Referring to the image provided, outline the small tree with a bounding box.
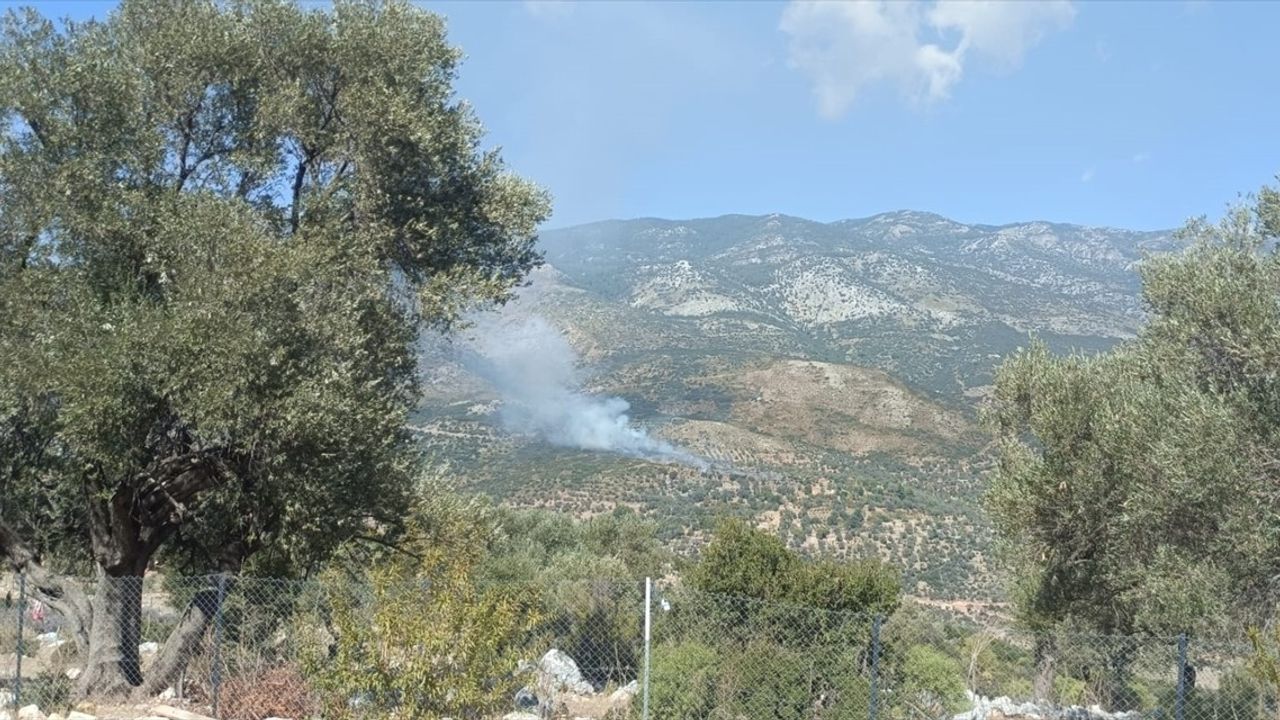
[0,0,547,698]
[307,495,541,720]
[690,518,900,616]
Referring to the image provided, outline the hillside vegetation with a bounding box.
[416,212,1175,599]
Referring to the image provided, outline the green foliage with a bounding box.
[962,632,1035,700]
[303,496,540,719]
[720,641,823,720]
[690,518,795,600]
[638,520,893,720]
[1248,623,1280,717]
[788,558,904,617]
[474,506,671,687]
[0,0,548,581]
[691,519,900,616]
[642,641,721,720]
[897,645,968,719]
[22,674,73,711]
[642,640,870,720]
[481,506,671,585]
[987,179,1280,636]
[1176,668,1264,720]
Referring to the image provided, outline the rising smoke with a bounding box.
[461,314,708,468]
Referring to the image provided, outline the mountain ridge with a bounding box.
[418,210,1178,599]
[545,209,1174,238]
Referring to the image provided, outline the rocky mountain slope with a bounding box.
[415,212,1174,599]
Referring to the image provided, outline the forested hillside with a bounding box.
[415,212,1176,599]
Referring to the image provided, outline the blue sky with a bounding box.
[10,1,1280,231]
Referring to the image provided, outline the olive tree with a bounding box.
[0,0,548,698]
[987,180,1280,698]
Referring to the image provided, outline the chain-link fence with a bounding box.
[1,574,1275,720]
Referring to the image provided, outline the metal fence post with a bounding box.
[642,577,652,720]
[211,573,228,718]
[14,573,24,710]
[1174,633,1189,720]
[869,613,882,720]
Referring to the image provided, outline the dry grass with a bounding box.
[219,665,314,720]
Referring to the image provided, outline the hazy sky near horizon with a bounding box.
[9,0,1280,231]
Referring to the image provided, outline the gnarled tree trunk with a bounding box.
[76,575,145,697]
[138,578,227,699]
[73,573,230,701]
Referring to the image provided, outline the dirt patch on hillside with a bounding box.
[704,359,978,457]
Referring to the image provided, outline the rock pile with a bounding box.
[952,691,1142,720]
[503,649,637,720]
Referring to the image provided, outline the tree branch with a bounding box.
[289,144,315,235]
[0,522,92,652]
[135,450,229,526]
[353,534,422,561]
[25,117,48,148]
[174,95,204,193]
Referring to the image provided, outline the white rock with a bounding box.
[35,632,59,647]
[66,713,96,720]
[0,692,12,708]
[502,714,540,720]
[609,680,638,702]
[951,692,1143,720]
[46,715,62,720]
[158,687,176,701]
[17,706,44,720]
[64,668,81,680]
[1,710,13,720]
[538,649,594,695]
[138,641,159,655]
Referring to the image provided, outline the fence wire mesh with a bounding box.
[0,574,1275,720]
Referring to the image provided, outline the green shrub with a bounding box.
[1053,674,1089,706]
[690,519,900,625]
[690,519,794,600]
[896,645,968,719]
[643,641,721,720]
[964,633,1035,700]
[23,674,72,711]
[1178,668,1262,720]
[303,496,541,720]
[787,559,900,617]
[306,573,538,719]
[718,641,818,720]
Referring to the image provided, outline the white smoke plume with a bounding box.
[462,314,708,468]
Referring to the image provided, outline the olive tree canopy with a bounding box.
[987,181,1280,638]
[0,0,548,697]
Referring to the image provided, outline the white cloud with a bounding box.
[928,1,1075,69]
[1081,167,1095,183]
[1132,152,1150,163]
[780,0,1074,118]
